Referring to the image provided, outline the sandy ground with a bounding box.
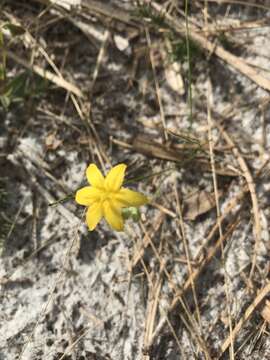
[1,1,270,359]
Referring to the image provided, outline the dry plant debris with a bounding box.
[0,1,270,360]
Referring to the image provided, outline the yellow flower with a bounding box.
[75,163,148,231]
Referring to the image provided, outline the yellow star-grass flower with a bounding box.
[75,163,148,231]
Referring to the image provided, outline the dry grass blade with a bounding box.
[57,326,92,360]
[145,28,168,141]
[126,223,184,357]
[173,178,203,333]
[132,213,164,269]
[219,282,270,357]
[149,213,241,350]
[89,29,110,97]
[207,79,234,359]
[2,0,269,358]
[197,0,270,11]
[133,136,238,177]
[139,222,213,358]
[81,0,136,25]
[147,1,270,92]
[142,273,163,357]
[6,50,84,98]
[10,153,80,226]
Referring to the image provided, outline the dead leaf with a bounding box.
[132,136,238,177]
[183,189,223,220]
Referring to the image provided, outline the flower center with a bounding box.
[100,190,114,203]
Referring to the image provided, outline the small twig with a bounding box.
[7,50,84,98]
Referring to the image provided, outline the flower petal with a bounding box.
[86,164,105,188]
[103,200,124,231]
[104,164,126,191]
[114,188,148,207]
[86,202,103,231]
[75,186,102,206]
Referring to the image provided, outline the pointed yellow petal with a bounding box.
[103,200,124,231]
[75,186,102,206]
[86,202,103,231]
[104,164,126,191]
[114,188,148,207]
[86,164,105,188]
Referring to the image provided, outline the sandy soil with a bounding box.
[0,1,270,359]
